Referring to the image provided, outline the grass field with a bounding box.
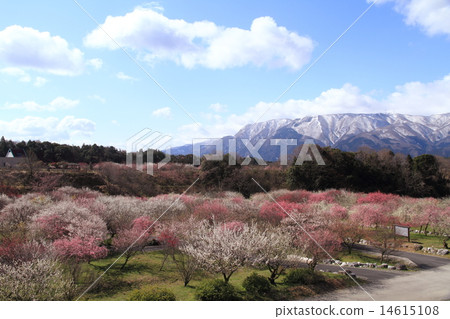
[78,251,356,301]
[409,232,447,248]
[338,250,396,266]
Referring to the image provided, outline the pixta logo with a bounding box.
[193,138,325,166]
[126,128,171,175]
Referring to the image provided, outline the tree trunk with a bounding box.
[159,253,169,271]
[120,255,130,270]
[308,259,318,272]
[346,244,353,254]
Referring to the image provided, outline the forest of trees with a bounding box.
[0,136,126,164]
[1,137,448,198]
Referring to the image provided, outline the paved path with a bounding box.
[354,244,450,269]
[315,263,404,281]
[307,264,450,301]
[307,246,450,301]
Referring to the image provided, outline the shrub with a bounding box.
[195,279,240,301]
[128,287,176,301]
[284,268,325,285]
[242,273,271,297]
[0,194,13,210]
[0,258,75,300]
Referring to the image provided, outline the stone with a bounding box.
[436,249,449,255]
[396,264,407,270]
[381,263,388,268]
[388,266,396,270]
[413,244,423,251]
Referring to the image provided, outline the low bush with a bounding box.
[242,272,272,297]
[283,268,325,285]
[195,279,240,301]
[128,287,176,301]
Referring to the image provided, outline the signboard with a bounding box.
[394,225,410,242]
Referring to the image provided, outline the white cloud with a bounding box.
[0,25,85,75]
[386,74,450,113]
[0,116,95,143]
[116,71,137,81]
[209,103,228,112]
[89,95,106,104]
[84,7,314,70]
[0,67,31,82]
[371,0,450,36]
[87,58,103,70]
[174,74,450,144]
[2,97,79,112]
[33,76,47,87]
[152,107,171,118]
[1,67,48,86]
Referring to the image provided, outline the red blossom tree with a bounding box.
[357,191,401,211]
[259,201,305,225]
[193,200,230,222]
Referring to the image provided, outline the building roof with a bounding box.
[5,148,26,158]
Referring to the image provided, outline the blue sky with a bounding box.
[0,0,449,148]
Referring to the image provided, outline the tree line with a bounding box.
[0,137,126,164]
[1,137,448,198]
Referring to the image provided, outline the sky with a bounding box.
[0,0,449,148]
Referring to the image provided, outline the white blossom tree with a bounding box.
[0,258,75,300]
[180,221,267,282]
[258,229,292,285]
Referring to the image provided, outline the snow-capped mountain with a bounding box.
[170,113,450,160]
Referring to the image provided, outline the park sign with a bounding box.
[394,225,410,242]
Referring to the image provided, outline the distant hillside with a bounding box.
[170,113,450,160]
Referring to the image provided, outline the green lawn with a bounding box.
[409,231,447,248]
[338,250,396,266]
[78,251,355,301]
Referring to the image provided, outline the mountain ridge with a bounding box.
[170,113,450,160]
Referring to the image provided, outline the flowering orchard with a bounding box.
[0,186,448,300]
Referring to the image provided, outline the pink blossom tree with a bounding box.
[332,219,366,254]
[113,216,154,269]
[351,203,398,228]
[157,219,199,286]
[294,229,341,271]
[53,236,108,263]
